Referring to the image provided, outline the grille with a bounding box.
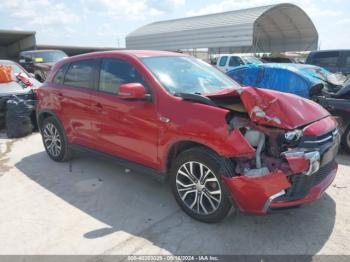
[299,129,338,148]
[274,160,335,202]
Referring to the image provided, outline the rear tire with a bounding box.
[342,125,350,153]
[170,147,234,223]
[41,116,71,162]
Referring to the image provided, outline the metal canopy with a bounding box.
[126,3,318,53]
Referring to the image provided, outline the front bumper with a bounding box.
[223,122,340,215]
[223,160,338,214]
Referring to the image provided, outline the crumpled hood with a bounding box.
[206,86,330,130]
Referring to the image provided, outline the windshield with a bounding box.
[241,56,263,65]
[0,61,29,79]
[141,56,240,95]
[33,51,67,63]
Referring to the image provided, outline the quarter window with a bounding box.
[99,59,146,94]
[53,64,68,84]
[64,60,95,89]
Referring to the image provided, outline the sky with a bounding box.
[1,0,350,50]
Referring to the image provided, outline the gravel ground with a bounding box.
[0,132,349,256]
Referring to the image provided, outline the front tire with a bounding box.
[170,147,233,223]
[41,116,71,162]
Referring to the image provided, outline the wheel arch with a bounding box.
[165,140,220,172]
[37,110,63,131]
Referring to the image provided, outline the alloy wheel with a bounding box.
[43,123,62,157]
[175,161,222,215]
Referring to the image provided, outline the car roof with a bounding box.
[0,59,16,64]
[218,54,255,57]
[309,49,350,54]
[55,50,188,65]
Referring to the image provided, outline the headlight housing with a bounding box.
[284,130,303,143]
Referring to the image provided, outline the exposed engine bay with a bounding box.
[209,90,339,181]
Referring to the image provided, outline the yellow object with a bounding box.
[34,57,44,62]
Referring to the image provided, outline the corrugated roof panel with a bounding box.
[126,3,318,52]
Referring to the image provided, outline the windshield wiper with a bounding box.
[174,92,216,106]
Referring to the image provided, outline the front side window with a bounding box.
[141,56,240,95]
[219,56,228,67]
[64,60,95,89]
[99,59,145,94]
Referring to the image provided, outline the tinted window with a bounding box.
[344,54,350,68]
[219,56,228,66]
[311,52,340,67]
[229,56,244,67]
[32,51,67,63]
[53,64,69,84]
[64,60,95,89]
[19,53,33,62]
[99,59,145,94]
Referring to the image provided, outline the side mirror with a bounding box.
[117,83,150,101]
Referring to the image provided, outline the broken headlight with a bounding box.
[284,130,303,143]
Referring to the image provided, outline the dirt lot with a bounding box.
[0,132,349,256]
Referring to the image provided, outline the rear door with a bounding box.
[89,58,160,169]
[57,59,98,148]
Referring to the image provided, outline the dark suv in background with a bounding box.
[19,50,68,82]
[306,50,350,75]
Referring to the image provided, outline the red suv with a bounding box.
[37,51,340,223]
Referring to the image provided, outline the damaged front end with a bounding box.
[207,87,340,214]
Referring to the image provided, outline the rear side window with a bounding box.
[311,52,339,67]
[99,58,146,94]
[64,59,95,89]
[229,56,244,67]
[219,56,228,67]
[53,64,69,84]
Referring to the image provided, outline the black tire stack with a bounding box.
[5,96,35,138]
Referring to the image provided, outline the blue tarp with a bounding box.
[227,63,329,98]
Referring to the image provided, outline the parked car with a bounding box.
[37,51,339,223]
[227,63,350,152]
[216,54,262,72]
[306,50,350,75]
[19,50,68,82]
[0,60,40,127]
